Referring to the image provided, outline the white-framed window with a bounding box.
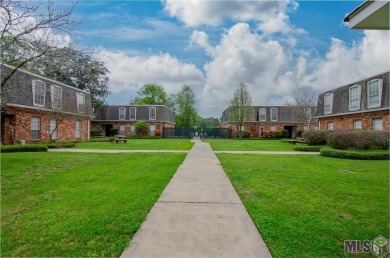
[76,93,85,113]
[130,125,136,136]
[349,85,361,111]
[51,85,62,109]
[327,122,334,130]
[259,108,266,121]
[130,107,136,120]
[324,93,333,114]
[259,126,265,136]
[119,107,126,120]
[367,79,383,109]
[270,125,276,131]
[149,107,156,120]
[150,125,156,136]
[373,118,383,130]
[353,120,362,129]
[270,108,278,121]
[240,125,245,131]
[75,120,81,138]
[305,108,312,121]
[119,125,126,135]
[32,80,46,107]
[31,117,41,140]
[50,119,58,140]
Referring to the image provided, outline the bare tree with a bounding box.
[0,0,79,90]
[285,91,317,130]
[229,83,252,140]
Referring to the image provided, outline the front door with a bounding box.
[259,126,265,137]
[150,125,156,136]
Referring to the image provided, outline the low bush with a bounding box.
[320,147,389,160]
[327,130,389,150]
[261,131,270,138]
[154,130,161,136]
[242,130,252,138]
[90,128,101,137]
[302,130,331,145]
[269,130,282,138]
[281,130,289,138]
[1,145,48,153]
[294,145,324,152]
[109,128,118,136]
[89,137,110,142]
[47,142,76,148]
[297,129,304,138]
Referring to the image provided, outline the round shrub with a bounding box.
[135,121,148,136]
[281,130,289,138]
[320,147,390,160]
[242,130,252,138]
[302,130,331,145]
[297,129,304,138]
[261,131,270,138]
[270,130,282,138]
[327,130,389,150]
[154,129,161,136]
[109,128,118,136]
[90,128,100,137]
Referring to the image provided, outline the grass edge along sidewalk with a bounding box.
[217,153,389,257]
[1,152,186,257]
[75,139,194,150]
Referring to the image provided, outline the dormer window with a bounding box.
[259,108,266,121]
[119,107,126,120]
[130,107,136,120]
[349,85,361,111]
[32,80,46,107]
[149,107,156,120]
[51,85,62,109]
[367,79,382,109]
[270,108,278,121]
[76,93,85,113]
[324,93,333,114]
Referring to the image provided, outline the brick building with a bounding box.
[1,64,93,145]
[314,72,389,131]
[91,105,175,136]
[221,105,317,138]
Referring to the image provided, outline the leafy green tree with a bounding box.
[134,121,148,136]
[133,84,174,109]
[175,85,197,128]
[229,83,253,140]
[195,116,220,128]
[33,47,110,108]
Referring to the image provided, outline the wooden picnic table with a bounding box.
[111,135,127,143]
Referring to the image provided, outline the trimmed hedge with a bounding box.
[1,145,48,153]
[47,142,76,148]
[294,145,324,152]
[242,130,252,138]
[327,130,389,150]
[302,130,332,145]
[320,147,390,160]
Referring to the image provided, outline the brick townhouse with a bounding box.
[221,105,317,138]
[91,105,175,136]
[314,71,389,131]
[1,64,93,145]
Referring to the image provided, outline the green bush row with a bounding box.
[47,143,76,148]
[320,147,390,160]
[1,145,48,153]
[327,130,388,150]
[293,145,323,152]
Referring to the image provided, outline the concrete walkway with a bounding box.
[121,140,272,257]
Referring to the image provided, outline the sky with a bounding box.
[71,0,390,117]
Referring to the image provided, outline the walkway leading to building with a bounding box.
[48,149,189,153]
[120,139,272,257]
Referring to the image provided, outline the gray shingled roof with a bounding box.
[221,106,316,123]
[1,64,93,116]
[93,105,176,123]
[315,71,389,117]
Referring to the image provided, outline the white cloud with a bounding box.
[94,49,205,102]
[163,0,303,34]
[191,23,389,117]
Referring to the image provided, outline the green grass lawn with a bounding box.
[75,139,194,150]
[1,152,186,256]
[204,139,296,151]
[217,154,389,257]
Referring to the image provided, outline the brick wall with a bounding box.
[91,121,175,136]
[221,122,318,138]
[318,110,389,130]
[1,106,90,144]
